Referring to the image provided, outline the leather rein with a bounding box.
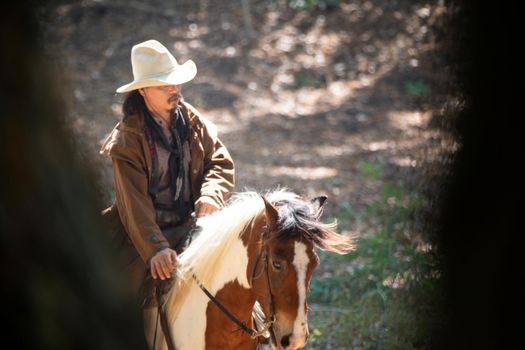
[192,223,276,340]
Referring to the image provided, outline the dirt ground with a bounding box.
[41,0,452,236]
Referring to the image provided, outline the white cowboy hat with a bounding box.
[116,39,197,93]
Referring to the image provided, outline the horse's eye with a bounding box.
[272,260,282,270]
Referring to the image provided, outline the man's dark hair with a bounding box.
[122,90,145,117]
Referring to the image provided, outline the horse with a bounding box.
[146,190,354,350]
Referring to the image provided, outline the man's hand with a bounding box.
[195,196,220,218]
[150,248,178,280]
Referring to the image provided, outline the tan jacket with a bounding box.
[100,101,234,263]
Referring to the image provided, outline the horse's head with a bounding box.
[251,193,353,350]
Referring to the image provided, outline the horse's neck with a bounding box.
[202,225,263,349]
[205,280,258,348]
[207,216,265,294]
[171,223,261,349]
[206,233,252,293]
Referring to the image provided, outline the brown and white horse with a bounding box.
[148,190,353,350]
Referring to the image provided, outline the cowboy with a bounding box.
[100,39,235,346]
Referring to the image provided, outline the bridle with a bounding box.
[249,225,277,340]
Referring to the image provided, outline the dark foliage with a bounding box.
[430,1,520,349]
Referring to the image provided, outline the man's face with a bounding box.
[139,84,182,115]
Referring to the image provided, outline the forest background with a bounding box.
[1,1,519,350]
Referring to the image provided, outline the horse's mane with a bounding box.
[166,191,266,320]
[165,189,353,321]
[268,193,354,254]
[176,191,265,287]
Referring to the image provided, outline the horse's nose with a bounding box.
[280,334,291,348]
[280,333,308,349]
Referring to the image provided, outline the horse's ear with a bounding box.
[262,196,279,231]
[311,195,328,218]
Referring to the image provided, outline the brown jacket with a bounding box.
[100,101,234,263]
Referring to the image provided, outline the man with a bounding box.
[100,39,235,346]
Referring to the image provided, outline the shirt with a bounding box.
[150,113,192,209]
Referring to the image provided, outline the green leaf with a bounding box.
[405,79,429,96]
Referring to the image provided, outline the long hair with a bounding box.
[121,90,145,118]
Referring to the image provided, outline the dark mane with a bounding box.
[270,198,354,254]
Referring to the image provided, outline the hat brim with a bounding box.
[116,60,197,93]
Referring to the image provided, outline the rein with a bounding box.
[154,282,176,350]
[191,225,276,340]
[191,272,273,339]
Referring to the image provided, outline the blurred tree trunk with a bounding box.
[430,1,520,350]
[0,2,145,349]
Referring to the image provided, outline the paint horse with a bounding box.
[148,190,353,350]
